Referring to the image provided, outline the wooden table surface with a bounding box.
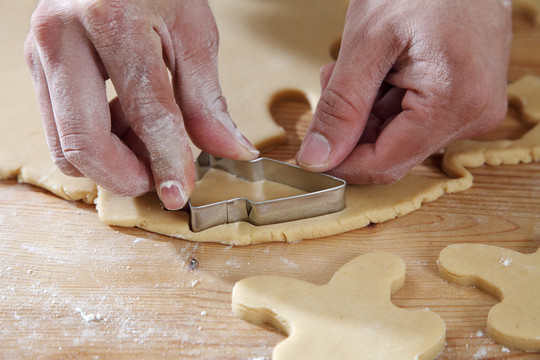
[1,11,540,360]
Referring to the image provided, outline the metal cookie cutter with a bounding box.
[189,152,346,232]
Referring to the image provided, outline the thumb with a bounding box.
[296,18,402,172]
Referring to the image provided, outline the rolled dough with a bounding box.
[1,1,540,245]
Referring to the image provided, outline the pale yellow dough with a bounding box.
[438,244,540,352]
[232,252,446,360]
[2,1,540,245]
[189,169,306,207]
[96,75,540,245]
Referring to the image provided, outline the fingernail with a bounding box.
[235,130,260,159]
[159,180,188,210]
[297,132,331,168]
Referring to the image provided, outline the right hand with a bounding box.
[25,0,259,210]
[296,0,511,185]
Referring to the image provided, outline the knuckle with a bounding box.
[316,88,365,128]
[59,132,100,168]
[24,36,40,73]
[125,103,178,143]
[82,0,123,26]
[82,0,147,45]
[179,29,219,64]
[30,6,68,46]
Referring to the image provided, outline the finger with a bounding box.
[372,86,406,121]
[296,12,405,172]
[319,62,336,91]
[327,95,448,184]
[31,10,153,196]
[357,114,383,145]
[109,97,149,164]
[24,33,82,177]
[83,3,197,210]
[167,1,259,161]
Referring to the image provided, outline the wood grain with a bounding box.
[1,11,540,360]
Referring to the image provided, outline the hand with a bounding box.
[296,0,512,184]
[25,0,259,210]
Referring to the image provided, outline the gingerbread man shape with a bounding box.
[438,244,540,352]
[232,252,445,360]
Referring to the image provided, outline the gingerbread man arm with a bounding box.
[232,275,315,335]
[438,244,522,299]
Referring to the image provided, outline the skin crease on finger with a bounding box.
[30,6,156,198]
[28,0,259,210]
[81,0,258,201]
[297,0,512,185]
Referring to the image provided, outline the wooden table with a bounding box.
[1,11,539,360]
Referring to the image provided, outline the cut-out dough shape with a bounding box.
[232,252,446,360]
[438,244,540,352]
[2,1,540,244]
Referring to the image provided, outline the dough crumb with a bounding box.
[280,257,298,269]
[473,347,488,359]
[75,308,103,322]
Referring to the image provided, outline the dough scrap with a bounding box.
[232,252,446,360]
[508,74,540,127]
[442,75,540,183]
[2,1,540,245]
[438,244,540,352]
